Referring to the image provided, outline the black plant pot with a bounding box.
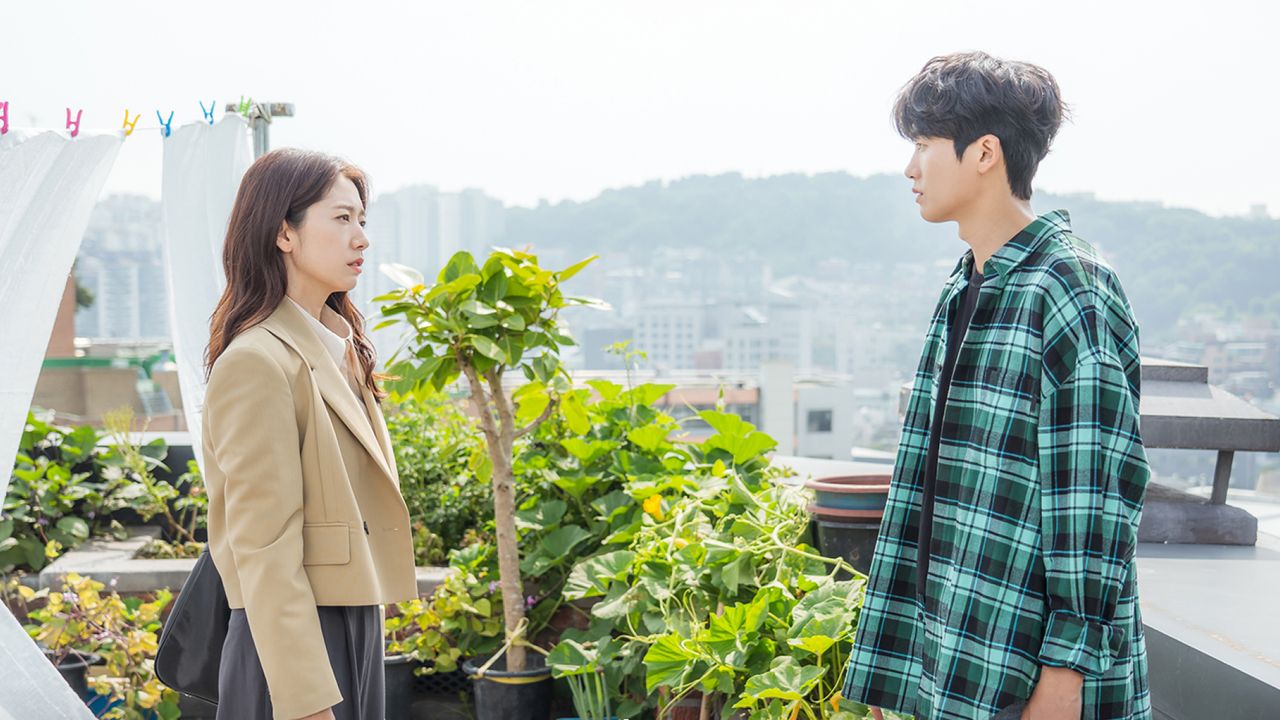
[42,648,101,699]
[463,653,553,720]
[806,473,891,577]
[384,653,416,720]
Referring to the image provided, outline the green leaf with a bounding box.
[585,379,622,401]
[478,270,509,303]
[512,381,549,424]
[720,553,755,595]
[55,517,89,541]
[737,656,825,706]
[564,550,635,600]
[540,525,593,558]
[441,251,480,283]
[643,634,694,693]
[626,423,670,453]
[552,474,596,501]
[621,383,676,407]
[470,336,507,363]
[459,300,497,316]
[700,409,778,464]
[562,392,590,434]
[546,638,597,677]
[516,500,566,531]
[0,519,13,542]
[557,255,599,283]
[560,438,617,464]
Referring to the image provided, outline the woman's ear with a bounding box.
[276,221,294,254]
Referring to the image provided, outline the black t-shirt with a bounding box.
[917,263,984,605]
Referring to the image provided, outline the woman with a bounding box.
[201,149,417,720]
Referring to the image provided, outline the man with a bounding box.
[841,52,1152,720]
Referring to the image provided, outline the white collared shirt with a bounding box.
[287,297,371,424]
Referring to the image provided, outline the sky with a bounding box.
[5,0,1277,217]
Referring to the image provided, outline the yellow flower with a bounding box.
[642,494,663,520]
[45,540,63,560]
[410,283,426,295]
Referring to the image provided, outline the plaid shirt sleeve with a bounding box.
[1035,273,1150,678]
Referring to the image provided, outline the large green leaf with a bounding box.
[564,550,635,600]
[736,656,825,706]
[540,525,593,558]
[516,500,566,531]
[441,251,480,282]
[643,634,694,693]
[561,391,590,434]
[552,473,597,501]
[626,423,671,453]
[546,637,597,677]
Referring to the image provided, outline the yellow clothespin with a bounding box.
[122,109,140,137]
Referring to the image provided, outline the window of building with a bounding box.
[807,409,833,433]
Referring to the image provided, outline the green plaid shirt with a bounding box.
[842,210,1152,719]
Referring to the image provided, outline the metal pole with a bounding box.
[1210,449,1234,505]
[223,102,295,158]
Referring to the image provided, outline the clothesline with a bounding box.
[0,99,269,139]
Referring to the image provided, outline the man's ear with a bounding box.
[974,134,1003,176]
[276,221,294,254]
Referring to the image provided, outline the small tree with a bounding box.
[375,248,600,671]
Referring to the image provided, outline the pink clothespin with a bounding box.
[0,101,9,135]
[66,108,83,138]
[122,109,140,137]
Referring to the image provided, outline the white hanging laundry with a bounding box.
[0,126,122,719]
[158,115,254,470]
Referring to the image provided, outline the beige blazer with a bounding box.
[202,297,417,719]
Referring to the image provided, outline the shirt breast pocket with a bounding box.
[301,522,352,566]
[973,367,1039,465]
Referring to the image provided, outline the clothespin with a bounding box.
[199,100,216,125]
[121,109,140,137]
[236,95,252,117]
[66,108,83,138]
[156,110,174,138]
[0,101,8,135]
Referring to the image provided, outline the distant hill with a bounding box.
[503,172,1280,340]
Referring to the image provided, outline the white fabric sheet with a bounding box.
[158,115,253,470]
[0,127,122,719]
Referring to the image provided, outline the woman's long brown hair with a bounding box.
[204,148,386,402]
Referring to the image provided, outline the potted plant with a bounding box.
[376,248,601,720]
[804,471,892,576]
[6,572,179,718]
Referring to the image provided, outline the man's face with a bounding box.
[904,136,982,223]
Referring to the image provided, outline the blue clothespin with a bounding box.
[200,100,216,125]
[66,108,83,138]
[156,110,174,138]
[0,101,8,135]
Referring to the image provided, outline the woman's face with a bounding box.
[277,174,370,300]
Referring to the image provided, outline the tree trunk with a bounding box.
[489,448,528,671]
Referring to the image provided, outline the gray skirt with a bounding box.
[216,606,384,720]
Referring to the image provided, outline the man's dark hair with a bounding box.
[893,51,1067,200]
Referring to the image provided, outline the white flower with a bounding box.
[101,466,124,481]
